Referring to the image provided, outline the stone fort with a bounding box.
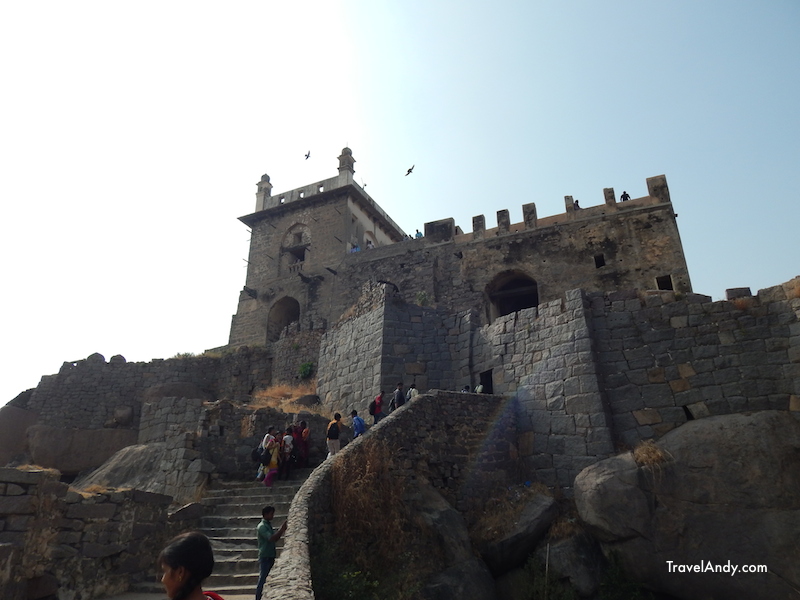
[2,147,798,599]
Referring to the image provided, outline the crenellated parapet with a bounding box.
[421,174,674,244]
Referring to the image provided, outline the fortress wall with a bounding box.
[318,201,690,335]
[591,279,800,447]
[471,291,615,490]
[379,300,468,394]
[316,301,386,416]
[264,390,517,600]
[0,466,182,600]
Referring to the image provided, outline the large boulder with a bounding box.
[74,443,167,492]
[27,425,137,476]
[574,410,800,600]
[478,493,558,577]
[411,484,497,600]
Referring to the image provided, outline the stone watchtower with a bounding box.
[228,148,406,348]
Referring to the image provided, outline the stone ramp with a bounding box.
[132,467,313,597]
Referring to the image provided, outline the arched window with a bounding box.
[485,271,539,323]
[267,296,300,342]
[281,223,310,273]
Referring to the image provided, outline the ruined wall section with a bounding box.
[272,329,323,384]
[0,467,185,600]
[9,348,275,431]
[591,278,800,447]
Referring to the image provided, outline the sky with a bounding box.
[1,1,798,406]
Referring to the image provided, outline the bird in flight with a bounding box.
[405,165,414,176]
[305,151,310,160]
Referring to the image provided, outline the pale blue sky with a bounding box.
[1,1,798,405]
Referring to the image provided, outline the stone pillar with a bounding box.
[646,175,670,203]
[565,195,575,213]
[603,187,616,207]
[522,203,538,229]
[472,215,485,239]
[497,210,510,233]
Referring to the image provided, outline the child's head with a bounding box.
[158,531,214,600]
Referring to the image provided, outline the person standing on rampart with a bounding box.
[406,383,419,402]
[326,413,342,458]
[351,409,366,438]
[620,190,631,202]
[372,390,386,424]
[390,382,405,411]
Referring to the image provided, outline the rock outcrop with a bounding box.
[27,424,137,476]
[574,410,800,600]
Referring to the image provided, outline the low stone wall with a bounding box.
[264,389,517,599]
[0,467,191,600]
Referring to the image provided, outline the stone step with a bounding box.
[205,572,260,588]
[203,503,292,519]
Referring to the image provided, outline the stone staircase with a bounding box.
[202,468,311,595]
[133,468,312,596]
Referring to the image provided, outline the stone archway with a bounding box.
[267,296,301,342]
[485,271,539,323]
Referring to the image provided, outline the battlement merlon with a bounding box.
[422,174,674,243]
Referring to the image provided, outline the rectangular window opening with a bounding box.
[318,185,324,193]
[656,275,674,291]
[279,196,286,204]
[299,191,305,199]
[594,254,605,268]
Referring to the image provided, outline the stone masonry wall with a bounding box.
[471,291,616,490]
[9,347,274,431]
[591,279,800,447]
[272,329,323,384]
[263,390,518,600]
[0,466,190,600]
[316,285,387,414]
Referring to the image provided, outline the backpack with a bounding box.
[251,445,263,462]
[327,421,340,440]
[368,399,376,415]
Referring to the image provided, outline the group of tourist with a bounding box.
[255,420,310,487]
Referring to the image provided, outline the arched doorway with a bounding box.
[485,271,539,323]
[267,296,300,342]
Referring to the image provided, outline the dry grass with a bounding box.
[325,439,440,599]
[15,464,60,476]
[331,439,412,566]
[469,481,551,546]
[548,506,584,541]
[731,297,756,311]
[633,439,672,467]
[250,382,325,415]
